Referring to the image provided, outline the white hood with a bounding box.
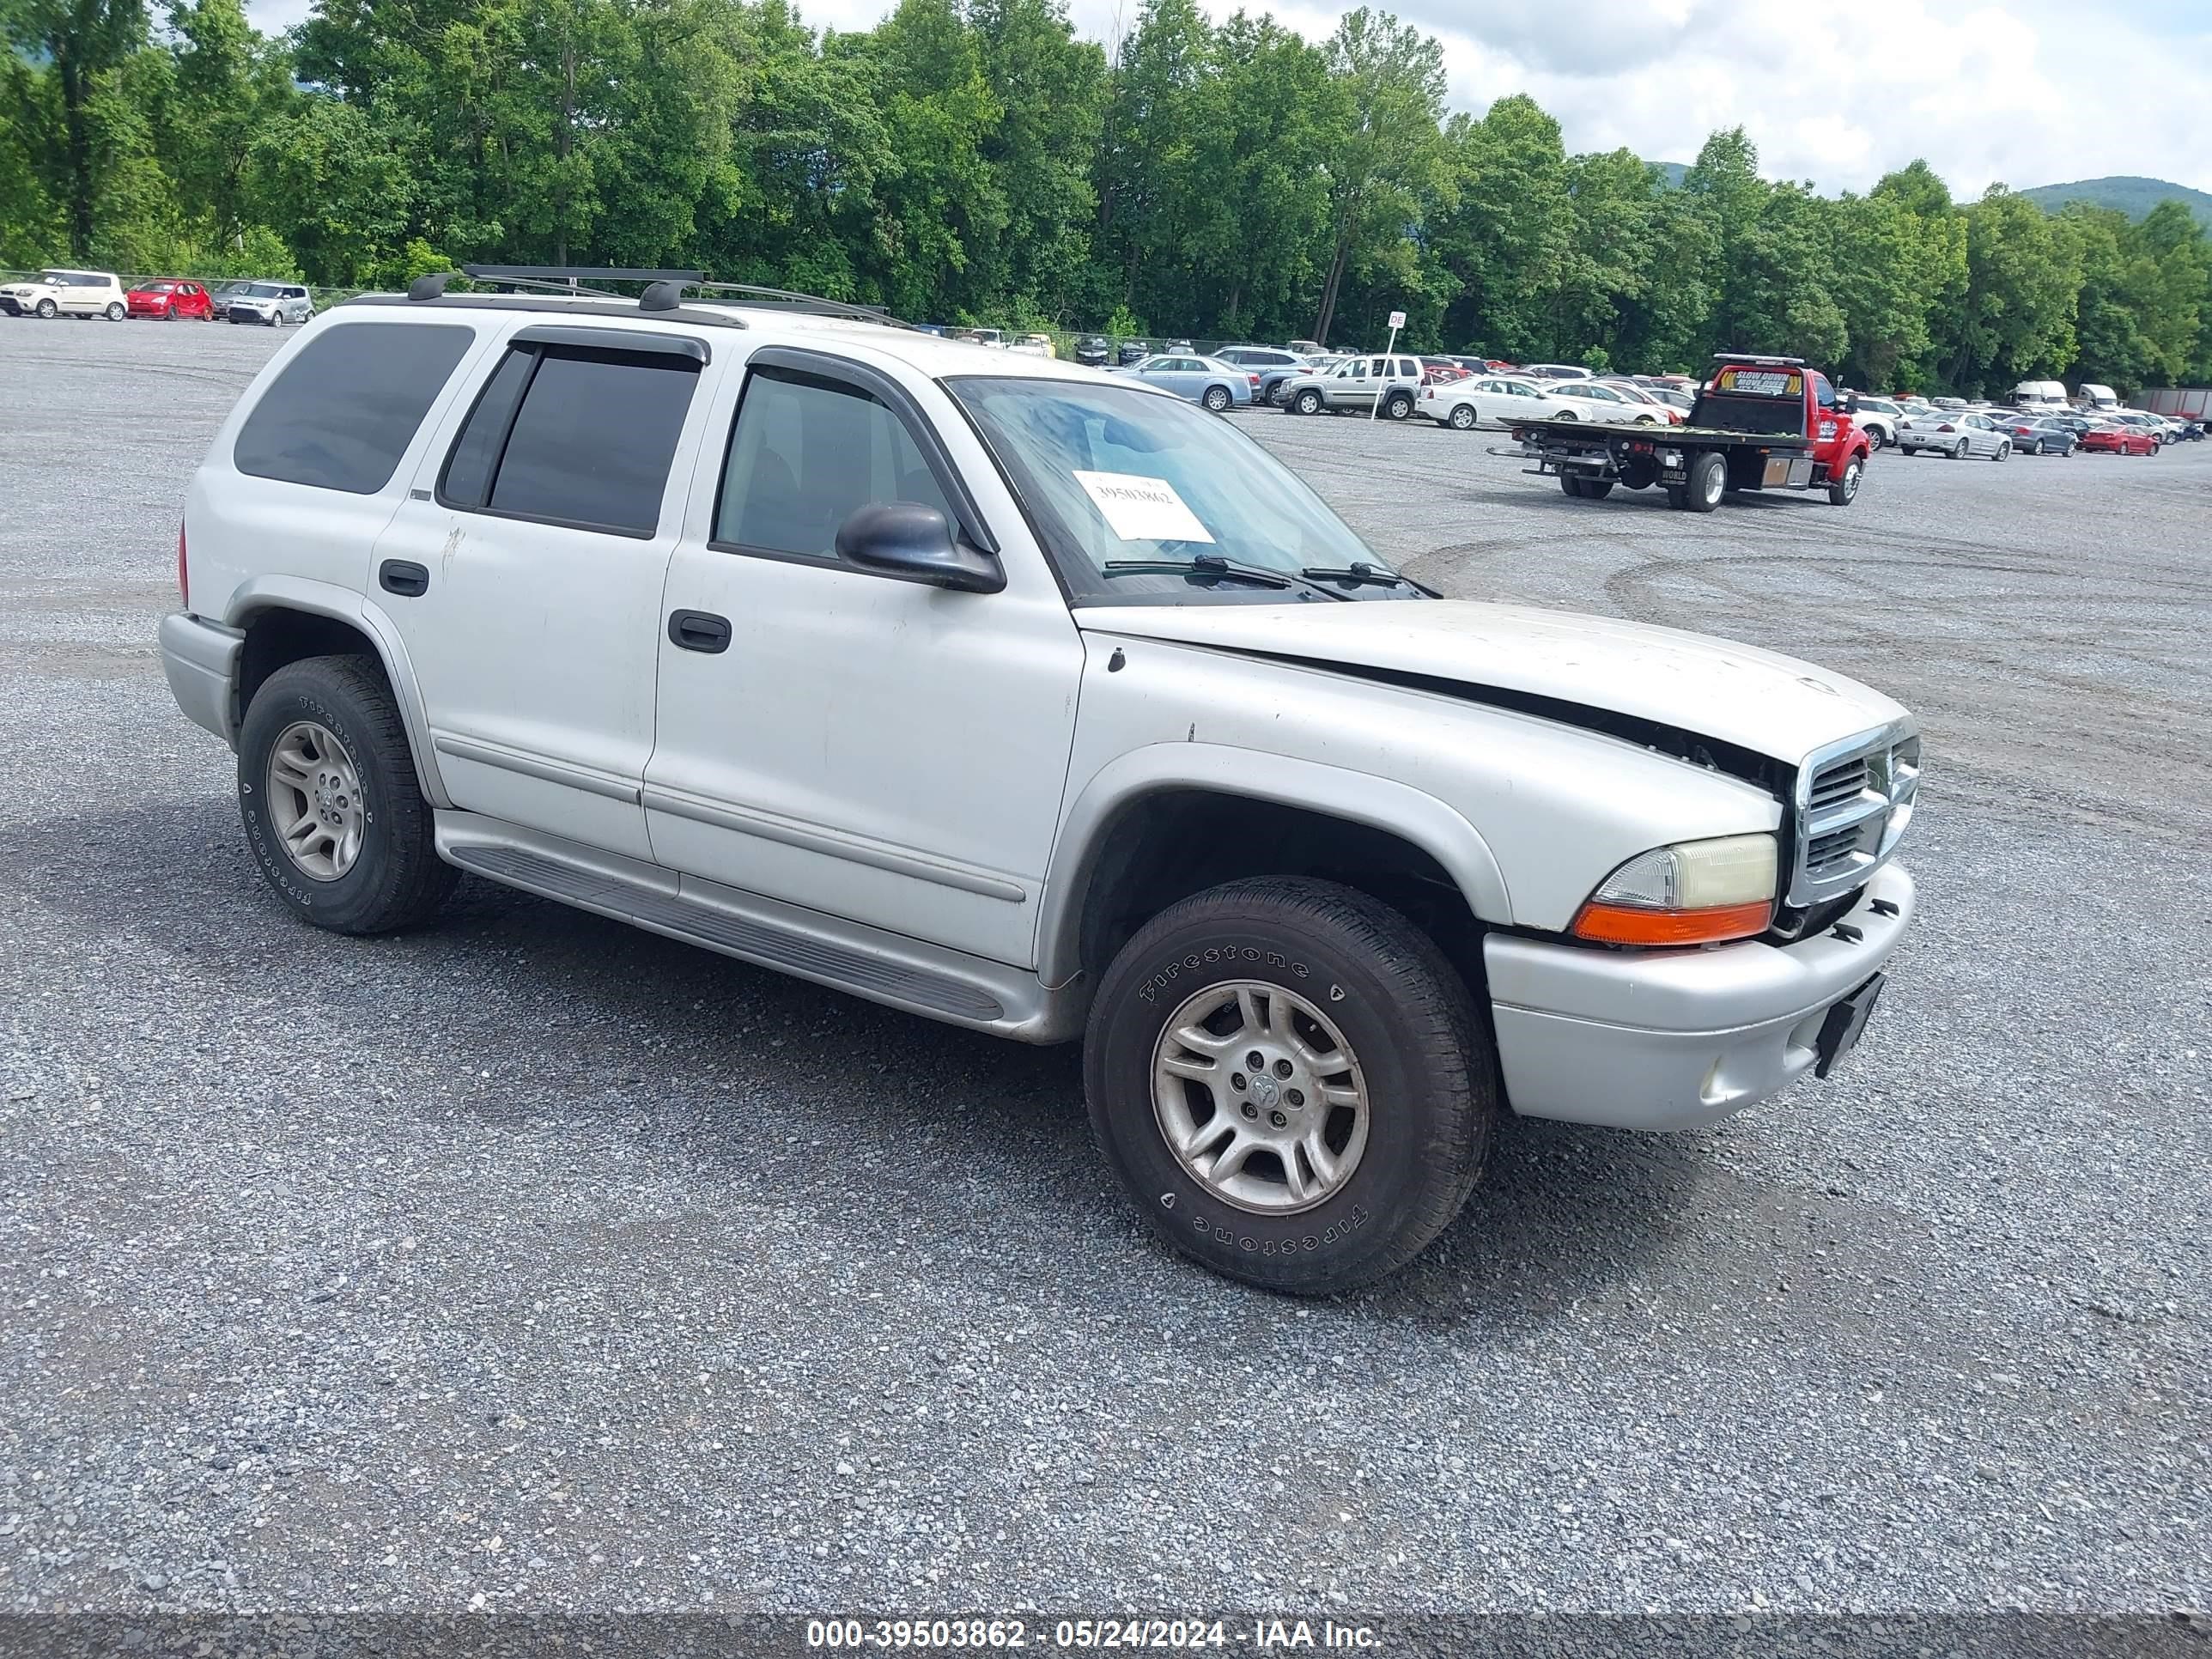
[1077,599,1910,769]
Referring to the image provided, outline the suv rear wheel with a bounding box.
[1085,876,1496,1293]
[1382,391,1414,421]
[237,655,455,934]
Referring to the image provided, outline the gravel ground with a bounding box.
[0,319,2206,1620]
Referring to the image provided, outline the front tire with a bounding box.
[1084,877,1495,1294]
[1828,453,1863,505]
[34,299,56,319]
[1993,441,2009,463]
[1294,389,1322,416]
[237,656,456,935]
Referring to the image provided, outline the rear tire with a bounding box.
[104,301,125,320]
[237,656,456,935]
[1382,391,1413,421]
[1448,404,1477,431]
[1953,439,1969,459]
[1084,876,1496,1294]
[1202,386,1232,413]
[1684,449,1725,512]
[1560,472,1586,498]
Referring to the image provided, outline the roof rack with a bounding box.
[686,281,916,331]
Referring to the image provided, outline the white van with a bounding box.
[2012,380,2068,410]
[2075,383,2118,411]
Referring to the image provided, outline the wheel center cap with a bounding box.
[1249,1073,1281,1109]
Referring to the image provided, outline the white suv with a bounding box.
[0,268,127,320]
[158,271,1920,1292]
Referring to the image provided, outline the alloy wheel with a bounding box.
[1150,980,1370,1215]
[264,720,365,881]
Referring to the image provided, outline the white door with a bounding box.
[370,325,720,861]
[645,345,1085,967]
[58,276,95,316]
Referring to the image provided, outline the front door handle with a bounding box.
[668,610,732,653]
[379,559,430,598]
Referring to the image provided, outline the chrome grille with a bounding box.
[1789,722,1920,908]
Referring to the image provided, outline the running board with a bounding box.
[435,814,1073,1039]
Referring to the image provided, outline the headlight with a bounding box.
[1571,833,1778,946]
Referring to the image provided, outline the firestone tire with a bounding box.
[237,655,457,936]
[1828,453,1863,505]
[1084,876,1496,1295]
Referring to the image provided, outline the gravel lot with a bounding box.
[0,319,2205,1620]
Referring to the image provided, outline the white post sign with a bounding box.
[1371,310,1410,421]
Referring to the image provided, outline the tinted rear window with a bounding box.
[448,348,699,537]
[233,323,473,494]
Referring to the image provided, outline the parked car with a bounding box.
[1517,363,1591,381]
[158,278,1920,1293]
[1115,340,1152,367]
[1419,356,1471,385]
[1285,338,1324,356]
[2109,410,2172,445]
[1009,333,1057,359]
[126,279,216,321]
[1073,336,1111,368]
[1996,416,2077,456]
[1845,396,1905,449]
[2078,422,2157,456]
[1215,345,1312,407]
[1895,410,2011,459]
[0,268,127,319]
[1111,352,1255,412]
[1277,353,1425,419]
[226,282,315,326]
[1572,380,1681,424]
[1421,374,1608,430]
[2073,383,2119,413]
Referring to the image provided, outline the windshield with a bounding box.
[243,283,283,298]
[950,376,1413,606]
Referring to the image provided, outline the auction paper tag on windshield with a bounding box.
[1073,471,1216,544]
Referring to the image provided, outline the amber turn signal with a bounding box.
[1571,899,1774,946]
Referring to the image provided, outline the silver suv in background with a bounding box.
[226,282,314,326]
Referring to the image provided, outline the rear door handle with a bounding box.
[379,559,430,598]
[668,610,732,653]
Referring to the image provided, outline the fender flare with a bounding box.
[222,574,452,807]
[1033,743,1514,987]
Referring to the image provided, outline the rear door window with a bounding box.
[233,322,474,494]
[441,344,701,538]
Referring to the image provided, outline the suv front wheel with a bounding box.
[237,655,456,934]
[1085,877,1496,1293]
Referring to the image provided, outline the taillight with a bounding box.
[177,523,189,611]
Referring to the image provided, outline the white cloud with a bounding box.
[243,0,2212,198]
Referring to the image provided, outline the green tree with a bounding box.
[4,0,147,255]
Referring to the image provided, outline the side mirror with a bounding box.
[835,502,1005,594]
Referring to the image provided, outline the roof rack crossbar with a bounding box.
[687,281,917,331]
[462,264,707,285]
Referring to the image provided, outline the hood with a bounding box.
[1077,599,1910,769]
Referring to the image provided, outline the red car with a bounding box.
[2078,423,2156,456]
[125,279,215,320]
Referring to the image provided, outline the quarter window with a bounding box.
[233,322,474,495]
[440,344,700,537]
[714,367,957,561]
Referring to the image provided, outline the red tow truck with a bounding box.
[1512,354,1874,512]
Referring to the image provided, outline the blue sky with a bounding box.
[242,0,2212,200]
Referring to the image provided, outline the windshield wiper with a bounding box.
[1103,553,1351,600]
[1297,560,1425,592]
